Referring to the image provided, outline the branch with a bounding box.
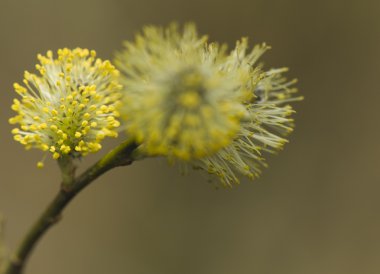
[3,141,138,274]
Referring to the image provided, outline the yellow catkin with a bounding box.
[116,23,301,187]
[10,48,123,164]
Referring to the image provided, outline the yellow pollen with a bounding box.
[178,91,200,108]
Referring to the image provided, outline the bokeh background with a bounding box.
[0,0,380,273]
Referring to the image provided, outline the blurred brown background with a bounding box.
[0,0,380,273]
